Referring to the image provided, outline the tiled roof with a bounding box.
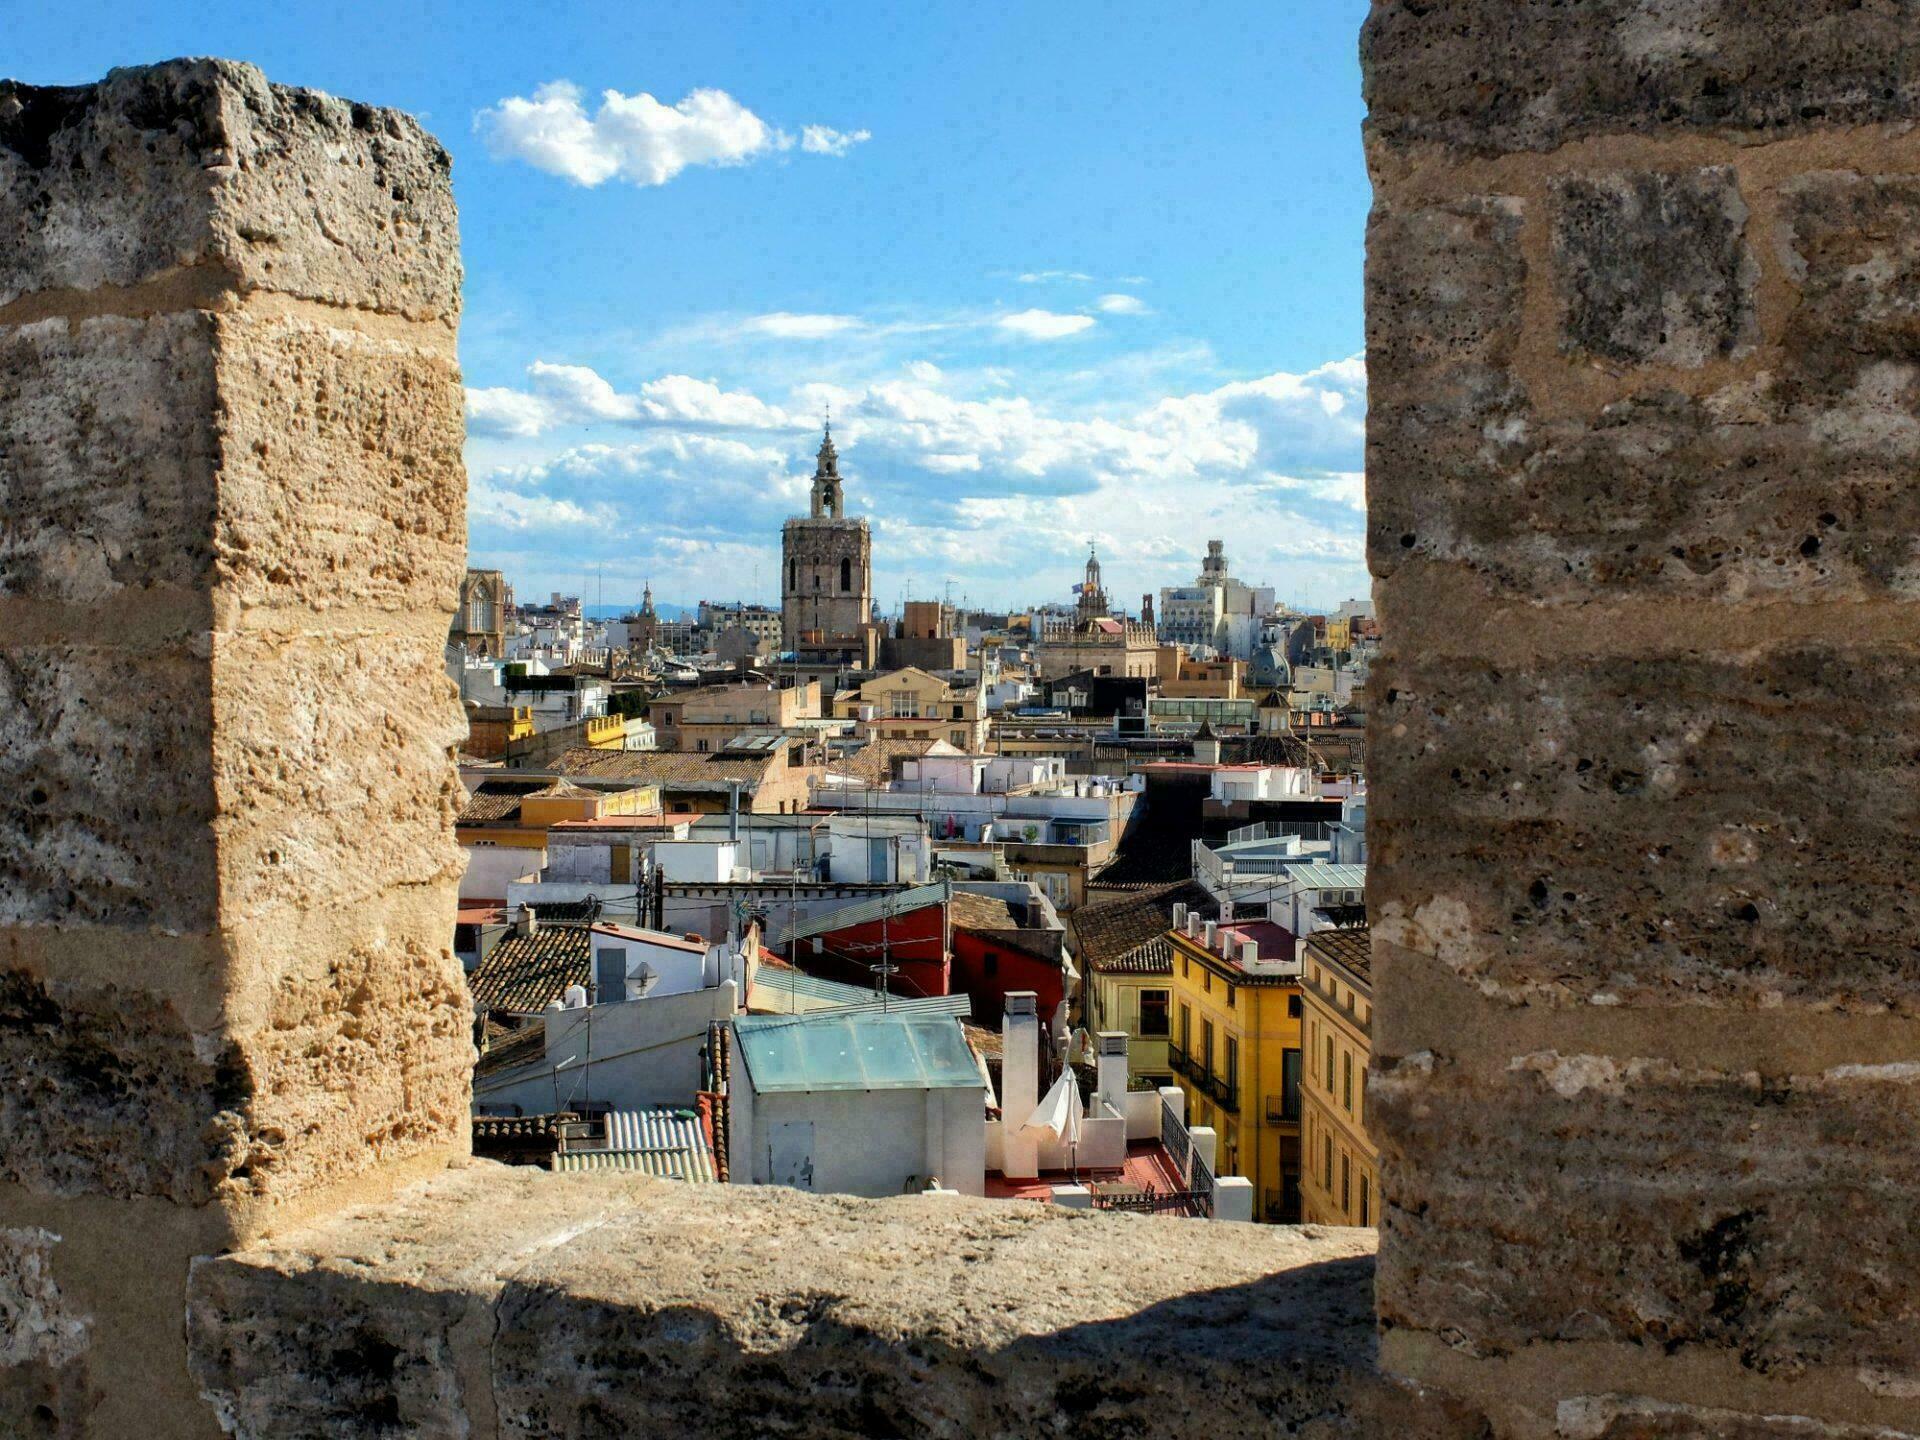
[1098,934,1173,975]
[946,890,1021,932]
[1218,732,1326,770]
[457,791,525,824]
[548,747,790,789]
[1305,925,1373,987]
[828,737,943,786]
[1071,880,1215,973]
[475,1022,547,1079]
[467,924,592,1015]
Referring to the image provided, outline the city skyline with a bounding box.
[11,0,1374,611]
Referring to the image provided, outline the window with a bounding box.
[951,730,966,747]
[983,952,999,976]
[1288,994,1302,1019]
[1360,1174,1371,1226]
[1139,989,1170,1037]
[1181,957,1190,978]
[1341,1152,1351,1215]
[788,559,797,589]
[1281,1047,1301,1121]
[1224,1036,1238,1093]
[1343,1052,1354,1113]
[1179,1003,1191,1053]
[951,704,964,719]
[1203,971,1211,994]
[1325,1034,1336,1091]
[1201,1018,1215,1073]
[840,556,852,591]
[1323,1132,1333,1188]
[891,691,915,718]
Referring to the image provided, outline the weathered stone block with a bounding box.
[235,927,470,1206]
[1552,169,1756,369]
[0,648,215,932]
[188,1166,1394,1440]
[0,1227,92,1436]
[0,971,243,1203]
[1369,385,1920,602]
[1369,647,1920,1012]
[0,59,458,319]
[1558,1395,1920,1439]
[1365,196,1527,375]
[1374,1055,1920,1384]
[211,311,466,620]
[1780,172,1920,343]
[0,314,217,607]
[209,632,463,921]
[1362,0,1920,155]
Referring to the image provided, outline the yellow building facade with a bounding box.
[1166,917,1304,1222]
[1298,927,1376,1227]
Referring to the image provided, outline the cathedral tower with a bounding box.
[782,421,873,649]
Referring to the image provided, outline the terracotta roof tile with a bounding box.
[1071,881,1215,973]
[1304,925,1373,987]
[468,925,592,1015]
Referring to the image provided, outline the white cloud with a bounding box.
[1095,293,1149,315]
[997,309,1097,340]
[465,362,793,438]
[800,124,872,156]
[1016,270,1095,284]
[465,349,1374,606]
[743,312,863,339]
[475,81,865,187]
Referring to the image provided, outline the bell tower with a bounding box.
[782,419,872,651]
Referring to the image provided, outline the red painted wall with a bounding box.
[802,903,949,998]
[949,929,1064,1028]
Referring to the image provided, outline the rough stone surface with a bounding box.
[0,1227,91,1436]
[1370,383,1920,602]
[1362,0,1920,155]
[211,632,465,921]
[0,971,243,1204]
[210,310,466,619]
[1369,647,1920,1012]
[0,314,218,606]
[0,59,459,319]
[1366,196,1528,377]
[1557,1395,1920,1439]
[1552,169,1757,368]
[0,648,216,931]
[186,1166,1405,1440]
[1374,1054,1920,1385]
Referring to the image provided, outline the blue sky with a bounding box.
[17,1,1375,612]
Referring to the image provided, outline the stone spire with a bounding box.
[1075,543,1109,622]
[810,417,843,519]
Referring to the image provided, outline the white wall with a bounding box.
[734,1085,984,1197]
[474,979,738,1117]
[460,845,543,901]
[653,840,741,883]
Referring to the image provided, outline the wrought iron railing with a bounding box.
[1190,1145,1216,1219]
[1160,1095,1190,1176]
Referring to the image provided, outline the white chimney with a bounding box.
[1202,920,1217,950]
[1217,926,1235,958]
[1171,902,1188,931]
[1001,992,1042,1180]
[517,903,538,938]
[1240,938,1260,968]
[1095,1031,1128,1113]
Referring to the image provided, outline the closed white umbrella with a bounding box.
[1020,1067,1084,1145]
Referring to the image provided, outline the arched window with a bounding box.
[840,556,852,592]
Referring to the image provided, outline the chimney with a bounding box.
[1095,1031,1128,1113]
[516,904,538,938]
[1001,992,1042,1179]
[1025,894,1046,929]
[1240,937,1260,968]
[1202,920,1217,950]
[1171,902,1188,931]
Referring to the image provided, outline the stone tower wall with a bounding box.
[781,516,873,645]
[0,59,472,1434]
[1362,2,1920,1432]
